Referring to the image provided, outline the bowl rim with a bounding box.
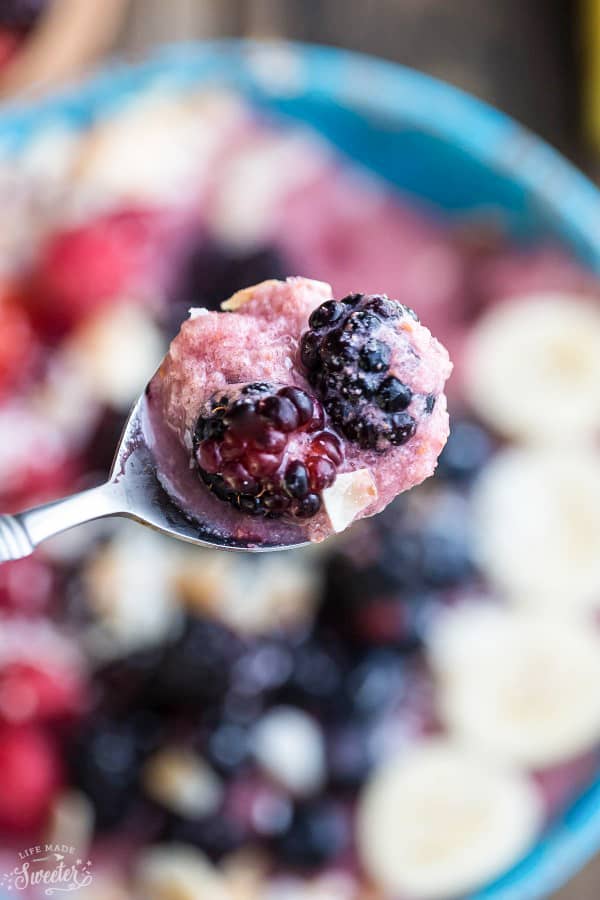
[1,38,600,900]
[2,37,600,269]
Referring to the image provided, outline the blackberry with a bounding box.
[207,721,250,773]
[193,382,343,521]
[300,293,423,450]
[320,490,476,648]
[68,711,162,831]
[166,239,288,336]
[151,615,244,711]
[345,649,406,718]
[280,635,347,714]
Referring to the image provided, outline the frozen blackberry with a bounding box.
[193,382,343,520]
[300,293,423,450]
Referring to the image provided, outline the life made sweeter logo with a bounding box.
[0,844,93,896]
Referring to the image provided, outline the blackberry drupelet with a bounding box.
[300,293,424,450]
[193,382,343,520]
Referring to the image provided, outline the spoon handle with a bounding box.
[0,481,126,563]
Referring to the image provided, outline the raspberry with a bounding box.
[193,382,343,520]
[0,295,38,397]
[29,207,167,333]
[0,662,84,724]
[300,293,423,450]
[0,724,62,831]
[0,28,22,68]
[0,556,54,617]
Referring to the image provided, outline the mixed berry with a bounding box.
[301,292,422,450]
[1,80,596,898]
[193,382,343,520]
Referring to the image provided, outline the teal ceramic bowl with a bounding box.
[2,40,600,899]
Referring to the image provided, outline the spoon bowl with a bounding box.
[0,388,311,563]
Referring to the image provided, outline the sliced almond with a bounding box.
[322,469,377,533]
[135,845,229,900]
[142,747,223,819]
[221,279,282,311]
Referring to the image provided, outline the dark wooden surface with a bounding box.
[114,3,595,897]
[118,0,581,158]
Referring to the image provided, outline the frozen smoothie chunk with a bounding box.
[148,277,451,544]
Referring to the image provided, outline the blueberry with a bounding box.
[208,722,250,773]
[420,531,474,588]
[166,812,247,861]
[234,639,294,696]
[437,419,494,483]
[273,800,349,869]
[327,724,373,789]
[346,649,405,718]
[282,637,346,712]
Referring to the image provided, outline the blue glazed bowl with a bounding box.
[2,40,600,900]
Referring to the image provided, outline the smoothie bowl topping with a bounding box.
[148,276,452,543]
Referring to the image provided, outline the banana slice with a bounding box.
[210,131,325,249]
[357,737,542,900]
[471,446,600,614]
[465,293,600,443]
[429,605,600,767]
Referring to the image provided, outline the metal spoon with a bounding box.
[0,390,310,563]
